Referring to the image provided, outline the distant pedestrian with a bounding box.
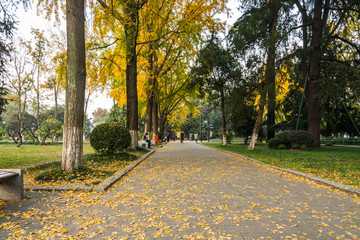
[194,133,198,143]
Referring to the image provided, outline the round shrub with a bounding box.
[287,130,314,148]
[90,123,131,155]
[275,131,292,149]
[268,131,291,149]
[268,137,283,149]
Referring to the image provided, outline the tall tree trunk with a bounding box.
[62,0,86,172]
[36,74,40,144]
[301,0,308,85]
[220,88,227,146]
[145,43,155,135]
[145,95,153,134]
[125,3,139,149]
[306,0,323,147]
[266,1,280,141]
[152,100,159,133]
[248,2,279,150]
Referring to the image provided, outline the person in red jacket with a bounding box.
[152,132,161,144]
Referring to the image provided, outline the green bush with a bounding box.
[268,131,291,149]
[268,130,314,149]
[268,137,283,149]
[90,123,131,155]
[287,130,314,148]
[226,130,234,143]
[276,131,292,149]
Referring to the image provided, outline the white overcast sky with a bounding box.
[14,1,241,118]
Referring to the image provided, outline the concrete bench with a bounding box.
[141,141,150,149]
[0,169,23,201]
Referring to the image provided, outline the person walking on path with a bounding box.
[0,141,359,239]
[180,131,185,143]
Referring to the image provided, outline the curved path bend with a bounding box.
[1,141,359,239]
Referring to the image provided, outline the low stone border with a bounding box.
[25,150,155,192]
[93,150,155,192]
[202,144,360,198]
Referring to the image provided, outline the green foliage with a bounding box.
[33,118,62,145]
[0,86,8,116]
[90,123,131,155]
[268,130,314,149]
[226,130,234,144]
[287,130,314,148]
[105,104,127,126]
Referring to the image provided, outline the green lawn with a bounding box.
[0,142,95,169]
[204,143,360,189]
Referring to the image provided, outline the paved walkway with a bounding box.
[1,141,359,239]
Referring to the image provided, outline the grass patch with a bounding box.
[204,143,360,189]
[0,141,95,169]
[25,149,148,187]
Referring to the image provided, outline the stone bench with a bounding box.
[0,169,23,201]
[141,141,150,149]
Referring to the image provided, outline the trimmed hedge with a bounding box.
[288,130,314,148]
[268,130,314,149]
[90,123,131,155]
[267,137,283,149]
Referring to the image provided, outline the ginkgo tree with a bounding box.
[137,0,228,136]
[92,0,228,145]
[91,0,148,149]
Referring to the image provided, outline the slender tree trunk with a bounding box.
[145,95,153,133]
[306,0,323,147]
[244,135,248,145]
[266,2,280,141]
[298,0,308,132]
[53,85,58,143]
[17,93,23,147]
[145,43,155,135]
[248,2,279,150]
[83,93,90,140]
[62,0,86,172]
[220,88,227,146]
[36,76,40,143]
[248,86,266,150]
[301,0,308,85]
[152,100,159,133]
[125,3,139,149]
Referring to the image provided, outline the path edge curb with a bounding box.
[202,144,360,198]
[93,150,155,192]
[25,150,155,193]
